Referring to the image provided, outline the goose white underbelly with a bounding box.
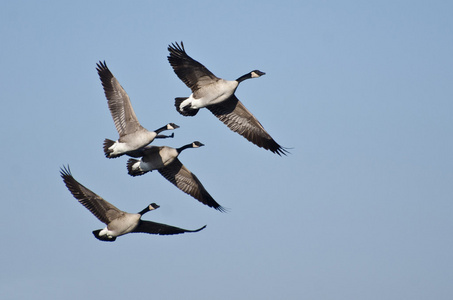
[181,80,238,109]
[110,131,157,155]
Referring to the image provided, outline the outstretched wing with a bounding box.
[158,159,226,212]
[167,42,220,92]
[207,95,288,156]
[133,220,206,235]
[96,61,143,136]
[60,166,124,224]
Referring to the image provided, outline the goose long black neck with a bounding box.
[236,70,265,83]
[138,203,159,215]
[176,143,193,153]
[138,206,151,216]
[154,125,169,134]
[236,72,253,83]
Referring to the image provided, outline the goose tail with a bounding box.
[103,139,122,158]
[92,230,116,242]
[127,159,148,176]
[175,97,199,117]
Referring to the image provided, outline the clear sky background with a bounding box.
[1,1,452,299]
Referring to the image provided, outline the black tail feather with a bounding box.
[127,159,148,176]
[103,139,122,158]
[92,230,116,242]
[175,97,199,116]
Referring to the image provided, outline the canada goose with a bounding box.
[127,141,225,212]
[167,42,288,156]
[60,166,206,242]
[96,61,179,158]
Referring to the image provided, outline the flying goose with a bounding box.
[96,61,179,158]
[127,141,225,212]
[60,166,206,242]
[167,42,288,156]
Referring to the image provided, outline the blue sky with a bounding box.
[1,1,452,299]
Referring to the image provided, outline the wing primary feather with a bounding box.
[60,165,123,224]
[157,160,226,212]
[133,220,206,235]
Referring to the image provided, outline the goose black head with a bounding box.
[167,123,180,130]
[250,70,266,78]
[192,141,204,148]
[149,203,160,210]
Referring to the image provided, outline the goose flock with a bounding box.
[61,41,287,242]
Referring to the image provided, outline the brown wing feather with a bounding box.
[158,159,225,211]
[96,61,143,136]
[167,42,219,92]
[207,95,288,155]
[60,166,124,224]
